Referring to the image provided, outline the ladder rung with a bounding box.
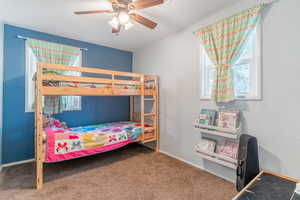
[143,137,157,143]
[145,98,155,101]
[144,127,155,132]
[144,113,155,117]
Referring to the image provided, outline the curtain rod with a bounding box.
[16,35,88,51]
[192,0,279,35]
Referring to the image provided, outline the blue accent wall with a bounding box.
[2,24,133,164]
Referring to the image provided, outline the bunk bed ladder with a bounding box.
[130,76,159,151]
[142,76,159,151]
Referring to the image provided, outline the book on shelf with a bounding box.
[217,140,239,160]
[217,110,240,129]
[195,138,217,153]
[199,109,217,126]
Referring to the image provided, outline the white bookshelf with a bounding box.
[197,151,237,169]
[195,123,241,139]
[195,122,240,170]
[196,124,240,134]
[195,144,237,169]
[196,148,237,163]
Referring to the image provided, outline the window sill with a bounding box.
[25,108,82,113]
[64,108,82,112]
[200,97,262,101]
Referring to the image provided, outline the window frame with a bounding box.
[62,55,82,112]
[199,25,262,101]
[25,42,36,113]
[25,43,83,112]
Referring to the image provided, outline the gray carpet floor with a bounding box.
[0,143,236,200]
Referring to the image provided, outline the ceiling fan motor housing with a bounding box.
[112,0,133,12]
[118,0,133,4]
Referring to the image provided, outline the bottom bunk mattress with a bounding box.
[45,121,145,163]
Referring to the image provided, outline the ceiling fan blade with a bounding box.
[107,0,118,3]
[130,13,157,29]
[129,0,164,10]
[74,10,112,15]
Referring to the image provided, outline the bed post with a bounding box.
[35,63,44,189]
[140,75,145,143]
[155,76,160,152]
[130,96,134,121]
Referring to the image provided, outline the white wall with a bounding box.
[133,0,300,182]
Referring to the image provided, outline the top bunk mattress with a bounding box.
[43,80,156,89]
[44,121,149,163]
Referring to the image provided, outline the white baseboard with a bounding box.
[1,158,35,168]
[1,151,235,184]
[159,150,235,183]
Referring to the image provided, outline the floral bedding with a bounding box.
[45,121,146,163]
[43,81,155,89]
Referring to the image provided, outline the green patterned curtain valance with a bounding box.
[28,39,81,65]
[28,39,81,115]
[196,5,264,103]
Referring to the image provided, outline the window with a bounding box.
[200,27,262,100]
[25,43,82,112]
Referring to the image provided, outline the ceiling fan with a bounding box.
[74,0,164,34]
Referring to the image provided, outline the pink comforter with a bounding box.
[45,122,143,162]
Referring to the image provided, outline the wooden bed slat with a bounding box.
[42,86,155,96]
[38,62,142,78]
[42,74,141,86]
[42,86,143,96]
[145,90,156,96]
[114,80,141,85]
[144,75,156,81]
[43,74,113,84]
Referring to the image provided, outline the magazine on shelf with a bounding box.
[217,140,239,160]
[196,138,217,153]
[217,110,240,129]
[199,109,217,126]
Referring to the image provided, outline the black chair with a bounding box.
[236,134,260,191]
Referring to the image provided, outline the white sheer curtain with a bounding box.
[63,55,82,111]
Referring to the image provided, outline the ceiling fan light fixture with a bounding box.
[124,21,134,30]
[118,11,130,25]
[108,16,120,29]
[75,0,164,34]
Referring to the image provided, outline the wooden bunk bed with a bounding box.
[35,62,159,189]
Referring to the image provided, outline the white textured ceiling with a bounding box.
[0,0,239,51]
